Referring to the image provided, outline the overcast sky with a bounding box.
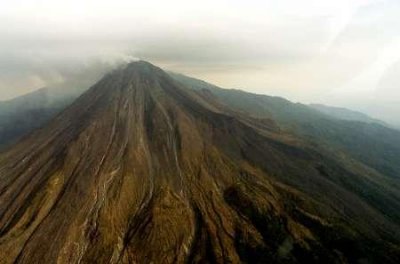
[1,0,399,125]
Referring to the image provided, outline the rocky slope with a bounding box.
[0,61,399,263]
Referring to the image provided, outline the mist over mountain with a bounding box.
[1,1,400,125]
[1,1,400,263]
[0,64,110,150]
[309,104,389,127]
[0,61,399,263]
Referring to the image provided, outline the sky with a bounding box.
[0,0,399,126]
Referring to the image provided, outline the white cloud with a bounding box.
[0,0,399,124]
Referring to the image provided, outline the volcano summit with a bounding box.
[0,61,399,264]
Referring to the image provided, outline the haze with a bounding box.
[0,0,399,127]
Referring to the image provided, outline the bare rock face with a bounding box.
[0,61,399,264]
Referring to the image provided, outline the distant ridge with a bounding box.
[171,72,400,178]
[309,103,389,127]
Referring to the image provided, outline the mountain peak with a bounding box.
[126,59,157,68]
[114,60,165,78]
[83,60,178,103]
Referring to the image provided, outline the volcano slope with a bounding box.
[0,61,400,264]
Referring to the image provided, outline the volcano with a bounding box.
[0,61,399,264]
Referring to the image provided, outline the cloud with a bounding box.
[0,0,398,125]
